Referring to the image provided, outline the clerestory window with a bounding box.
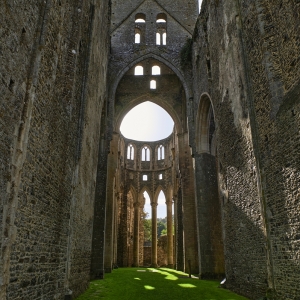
[135,13,146,44]
[156,13,167,45]
[152,65,161,75]
[158,145,165,160]
[134,65,144,75]
[135,28,141,44]
[142,146,150,161]
[150,80,156,90]
[127,144,134,160]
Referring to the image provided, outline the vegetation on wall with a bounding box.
[180,38,193,68]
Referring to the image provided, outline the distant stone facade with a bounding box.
[0,1,299,300]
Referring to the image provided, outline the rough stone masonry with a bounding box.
[0,0,299,300]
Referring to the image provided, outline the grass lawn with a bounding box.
[76,268,249,300]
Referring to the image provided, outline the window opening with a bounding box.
[135,33,141,44]
[143,174,148,181]
[134,65,144,75]
[135,13,146,23]
[142,147,150,161]
[150,80,156,90]
[127,144,134,160]
[156,13,167,23]
[156,33,161,45]
[162,32,167,45]
[135,18,145,23]
[152,65,161,75]
[159,174,163,180]
[158,145,165,160]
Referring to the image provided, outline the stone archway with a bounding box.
[194,93,225,279]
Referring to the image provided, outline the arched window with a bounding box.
[135,33,141,43]
[143,174,148,181]
[162,32,167,45]
[156,33,161,45]
[142,146,150,161]
[150,80,156,90]
[158,174,163,180]
[135,14,146,44]
[156,13,167,45]
[134,65,144,75]
[158,145,165,160]
[152,65,161,75]
[135,13,146,23]
[135,28,141,44]
[127,144,134,160]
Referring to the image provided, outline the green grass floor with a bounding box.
[76,268,249,300]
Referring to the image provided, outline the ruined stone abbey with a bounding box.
[1,0,299,299]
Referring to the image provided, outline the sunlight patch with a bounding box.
[178,283,197,288]
[134,278,141,280]
[144,285,155,290]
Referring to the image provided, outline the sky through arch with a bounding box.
[120,101,174,141]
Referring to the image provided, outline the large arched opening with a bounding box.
[195,93,225,278]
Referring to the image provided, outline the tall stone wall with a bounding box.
[238,1,300,299]
[192,1,267,298]
[0,1,110,299]
[192,0,300,299]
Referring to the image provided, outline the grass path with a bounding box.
[76,268,249,300]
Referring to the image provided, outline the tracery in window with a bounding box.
[152,65,161,75]
[158,145,165,160]
[134,65,144,75]
[127,144,134,160]
[156,13,167,45]
[142,146,150,161]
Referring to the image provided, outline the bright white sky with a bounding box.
[198,0,203,12]
[144,191,173,219]
[120,101,174,141]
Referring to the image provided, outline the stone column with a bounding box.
[133,201,140,267]
[104,133,119,273]
[175,186,184,271]
[166,196,174,268]
[151,202,158,267]
[177,132,198,274]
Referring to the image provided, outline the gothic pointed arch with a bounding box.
[196,93,217,155]
[154,185,166,204]
[110,52,191,104]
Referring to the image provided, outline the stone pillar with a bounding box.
[166,196,174,268]
[151,202,158,267]
[113,193,121,267]
[133,201,140,267]
[177,133,198,274]
[104,133,119,273]
[175,186,184,271]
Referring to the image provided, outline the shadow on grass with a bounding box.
[76,268,249,300]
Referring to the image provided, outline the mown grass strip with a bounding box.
[76,268,249,300]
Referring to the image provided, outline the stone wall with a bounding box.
[192,1,267,298]
[0,1,110,299]
[238,1,300,299]
[192,0,300,299]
